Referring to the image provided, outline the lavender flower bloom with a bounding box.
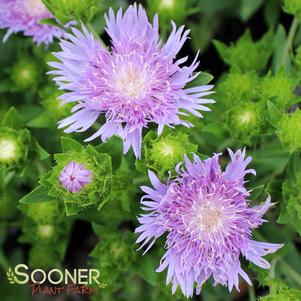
[48,4,214,158]
[135,149,283,297]
[0,0,65,46]
[59,161,92,193]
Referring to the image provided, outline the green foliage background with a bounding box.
[1,0,301,300]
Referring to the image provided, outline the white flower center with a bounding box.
[187,201,224,237]
[38,225,54,238]
[160,143,174,157]
[0,139,17,162]
[20,68,31,80]
[160,0,175,9]
[116,68,147,99]
[24,0,48,17]
[239,111,252,124]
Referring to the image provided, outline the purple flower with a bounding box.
[135,149,283,297]
[0,0,65,46]
[59,161,92,193]
[48,4,214,158]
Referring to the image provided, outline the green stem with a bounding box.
[269,258,278,278]
[282,17,299,68]
[279,259,301,287]
[248,286,256,301]
[133,175,149,185]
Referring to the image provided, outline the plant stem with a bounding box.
[133,175,149,185]
[279,259,301,286]
[282,17,299,69]
[248,286,256,301]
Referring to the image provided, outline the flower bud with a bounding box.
[41,142,112,216]
[10,58,38,91]
[37,224,55,239]
[147,0,189,26]
[277,109,301,153]
[260,71,297,111]
[226,101,265,144]
[0,127,30,168]
[137,130,197,177]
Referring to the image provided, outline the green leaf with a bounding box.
[264,0,281,28]
[136,255,158,286]
[287,154,301,182]
[272,25,288,73]
[239,0,264,21]
[95,136,123,171]
[27,112,53,128]
[64,203,81,216]
[267,100,282,128]
[260,278,301,300]
[250,185,266,200]
[2,107,22,129]
[61,137,82,152]
[19,185,55,204]
[33,138,50,160]
[214,29,274,73]
[188,72,214,87]
[39,18,59,27]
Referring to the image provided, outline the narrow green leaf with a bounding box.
[239,0,264,21]
[33,138,50,160]
[136,255,158,286]
[2,107,22,129]
[64,203,81,216]
[267,100,282,128]
[19,185,55,204]
[27,113,53,128]
[272,25,287,73]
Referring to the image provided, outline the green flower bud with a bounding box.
[10,58,38,91]
[147,0,189,26]
[41,143,112,216]
[260,71,297,110]
[20,199,63,224]
[214,30,273,73]
[226,101,265,144]
[283,0,301,20]
[217,71,259,107]
[41,88,72,119]
[0,127,30,169]
[37,224,55,239]
[277,110,301,153]
[137,130,197,177]
[42,0,99,23]
[90,227,137,285]
[19,199,70,269]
